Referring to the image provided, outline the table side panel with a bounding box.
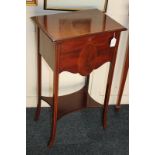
[40,30,55,71]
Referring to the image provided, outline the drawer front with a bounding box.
[59,32,117,76]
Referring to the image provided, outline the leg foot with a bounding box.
[48,69,59,148]
[47,107,57,148]
[103,107,108,128]
[47,106,57,148]
[48,137,55,148]
[34,99,41,121]
[115,105,121,112]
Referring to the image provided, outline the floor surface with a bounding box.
[26,105,129,155]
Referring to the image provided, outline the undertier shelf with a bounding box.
[41,87,102,119]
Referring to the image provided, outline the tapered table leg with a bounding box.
[115,40,129,111]
[35,27,42,121]
[103,32,121,128]
[48,48,59,147]
[103,63,115,128]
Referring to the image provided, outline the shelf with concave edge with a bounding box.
[41,86,102,119]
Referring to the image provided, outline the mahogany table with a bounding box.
[32,9,127,148]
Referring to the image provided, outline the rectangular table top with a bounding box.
[32,9,126,42]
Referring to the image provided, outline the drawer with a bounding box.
[59,32,117,76]
[60,32,114,54]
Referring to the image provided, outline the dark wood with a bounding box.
[32,9,127,148]
[59,32,115,76]
[103,32,121,128]
[34,27,42,121]
[32,9,126,42]
[41,87,102,119]
[48,44,60,148]
[115,38,129,111]
[83,76,90,108]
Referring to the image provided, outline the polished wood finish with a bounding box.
[32,9,127,148]
[32,9,126,42]
[59,32,115,76]
[115,39,129,111]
